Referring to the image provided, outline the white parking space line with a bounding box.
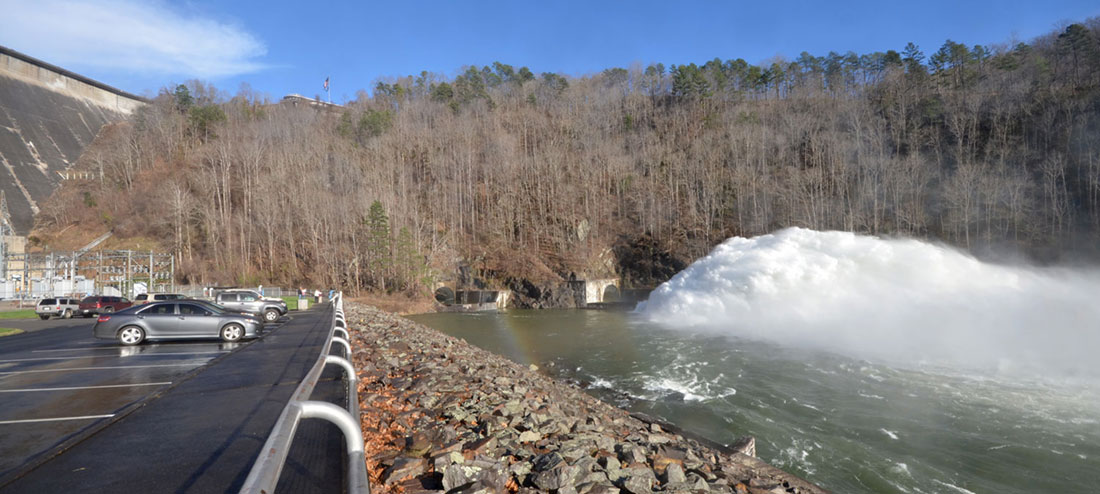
[0,352,229,363]
[0,363,205,375]
[0,382,172,393]
[31,343,242,353]
[0,414,114,425]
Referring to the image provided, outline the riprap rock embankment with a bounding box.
[347,303,826,494]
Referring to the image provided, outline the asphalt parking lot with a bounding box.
[0,315,93,334]
[0,316,265,479]
[0,305,345,493]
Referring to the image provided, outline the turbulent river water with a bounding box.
[411,229,1100,494]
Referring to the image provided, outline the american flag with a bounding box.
[323,77,329,91]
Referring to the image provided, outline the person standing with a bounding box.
[258,284,264,297]
[314,289,321,303]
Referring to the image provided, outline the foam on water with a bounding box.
[932,479,979,494]
[643,377,711,401]
[891,462,911,477]
[638,228,1100,379]
[588,377,614,389]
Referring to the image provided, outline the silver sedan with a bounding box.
[93,301,263,345]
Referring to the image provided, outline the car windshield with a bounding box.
[40,299,56,305]
[81,297,97,303]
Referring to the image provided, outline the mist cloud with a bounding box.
[639,228,1100,380]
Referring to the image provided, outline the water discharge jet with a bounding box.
[638,228,1100,380]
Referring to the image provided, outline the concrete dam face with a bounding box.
[0,46,144,235]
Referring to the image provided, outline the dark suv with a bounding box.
[78,295,133,317]
[215,290,288,323]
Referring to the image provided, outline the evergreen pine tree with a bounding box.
[366,201,391,291]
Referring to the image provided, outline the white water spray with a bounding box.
[638,228,1100,379]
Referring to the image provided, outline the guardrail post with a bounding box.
[300,401,369,493]
[332,336,351,359]
[324,355,359,417]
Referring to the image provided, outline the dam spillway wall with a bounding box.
[0,46,145,114]
[0,45,146,235]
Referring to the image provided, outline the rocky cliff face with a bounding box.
[506,278,584,309]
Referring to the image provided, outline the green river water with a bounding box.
[410,309,1100,494]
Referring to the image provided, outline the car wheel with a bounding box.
[220,323,244,342]
[263,309,279,323]
[62,309,72,319]
[39,315,49,320]
[118,326,145,346]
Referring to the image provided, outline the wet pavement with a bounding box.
[0,304,345,493]
[0,314,97,333]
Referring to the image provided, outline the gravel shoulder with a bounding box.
[348,303,827,494]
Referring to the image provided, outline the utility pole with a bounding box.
[148,251,154,292]
[125,250,132,298]
[0,191,9,282]
[22,256,29,306]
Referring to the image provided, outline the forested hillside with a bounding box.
[33,20,1100,293]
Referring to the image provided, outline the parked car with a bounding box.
[216,290,288,323]
[134,293,186,305]
[78,295,132,317]
[35,297,81,320]
[184,299,263,322]
[92,301,262,345]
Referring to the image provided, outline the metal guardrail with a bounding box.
[241,293,369,493]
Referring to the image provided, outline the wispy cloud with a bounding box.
[0,0,267,78]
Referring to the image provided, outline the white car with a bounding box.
[133,293,186,305]
[35,297,81,320]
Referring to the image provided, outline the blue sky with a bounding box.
[2,0,1099,103]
